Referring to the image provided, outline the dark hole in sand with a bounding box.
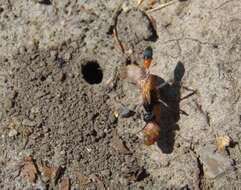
[81,61,103,84]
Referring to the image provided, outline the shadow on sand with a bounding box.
[156,61,187,154]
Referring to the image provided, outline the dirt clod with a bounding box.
[60,177,70,190]
[111,129,130,154]
[199,145,234,179]
[21,156,38,184]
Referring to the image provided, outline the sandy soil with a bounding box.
[0,0,240,189]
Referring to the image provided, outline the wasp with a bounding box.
[121,47,171,145]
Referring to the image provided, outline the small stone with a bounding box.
[31,106,40,114]
[22,119,37,127]
[4,98,13,110]
[18,46,27,54]
[68,73,74,78]
[98,130,105,138]
[64,52,71,60]
[8,129,18,137]
[40,144,50,153]
[70,184,80,190]
[71,41,78,49]
[88,183,97,190]
[111,129,130,154]
[199,145,233,179]
[42,126,50,133]
[10,90,18,100]
[118,106,135,118]
[101,169,111,177]
[161,159,170,167]
[34,178,47,190]
[0,110,2,121]
[55,72,66,82]
[121,9,157,42]
[122,1,132,12]
[50,50,57,62]
[109,114,118,124]
[34,91,49,99]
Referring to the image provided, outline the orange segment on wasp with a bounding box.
[144,59,152,69]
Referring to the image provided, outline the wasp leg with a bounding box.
[179,109,189,116]
[180,90,197,101]
[158,98,188,116]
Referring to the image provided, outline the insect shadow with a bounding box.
[156,61,187,153]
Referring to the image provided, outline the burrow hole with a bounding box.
[81,61,103,84]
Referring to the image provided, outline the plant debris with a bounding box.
[146,0,177,13]
[60,177,70,190]
[111,129,130,154]
[77,173,90,186]
[21,156,38,184]
[89,174,106,190]
[38,162,63,186]
[216,135,231,152]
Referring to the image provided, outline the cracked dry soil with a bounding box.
[0,0,241,190]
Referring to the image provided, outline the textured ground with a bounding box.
[0,0,240,189]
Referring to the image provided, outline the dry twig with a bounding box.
[146,0,177,13]
[113,28,125,54]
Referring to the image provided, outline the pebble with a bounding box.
[34,178,47,190]
[199,145,233,179]
[49,50,57,62]
[0,109,3,121]
[22,119,37,127]
[34,91,49,99]
[70,41,78,49]
[9,90,18,100]
[161,159,170,167]
[4,98,13,110]
[118,106,135,118]
[8,129,18,137]
[88,183,97,190]
[70,184,80,190]
[31,106,40,114]
[64,52,72,60]
[55,72,66,82]
[97,130,105,139]
[122,9,157,42]
[101,169,111,177]
[122,1,132,12]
